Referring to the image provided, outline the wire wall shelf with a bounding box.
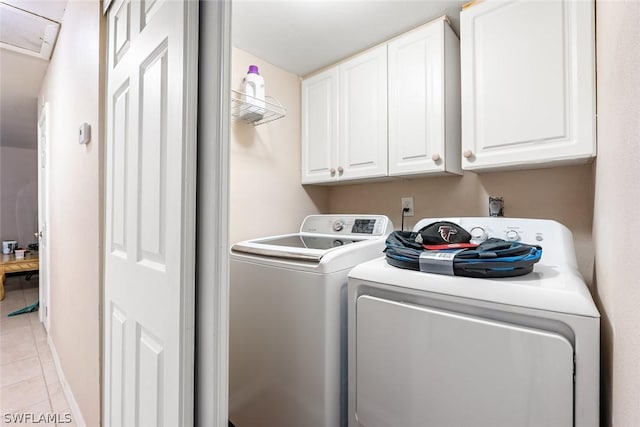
[231,89,286,126]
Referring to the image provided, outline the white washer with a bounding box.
[348,217,600,427]
[229,214,393,427]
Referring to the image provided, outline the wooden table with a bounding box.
[0,251,39,301]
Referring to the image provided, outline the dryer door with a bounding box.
[355,296,573,427]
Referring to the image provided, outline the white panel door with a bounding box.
[355,296,574,427]
[339,46,388,181]
[461,0,595,171]
[301,67,338,184]
[388,23,445,176]
[104,0,197,426]
[37,103,50,330]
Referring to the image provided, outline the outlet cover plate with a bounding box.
[401,197,414,216]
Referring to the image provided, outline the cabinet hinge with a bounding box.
[462,0,484,11]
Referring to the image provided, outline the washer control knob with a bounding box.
[333,220,345,232]
[505,229,520,241]
[470,227,488,244]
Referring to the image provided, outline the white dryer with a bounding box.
[347,217,599,427]
[230,214,393,427]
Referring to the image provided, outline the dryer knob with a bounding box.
[333,220,345,232]
[470,227,488,244]
[505,229,520,241]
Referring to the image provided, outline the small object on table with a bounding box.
[0,251,39,301]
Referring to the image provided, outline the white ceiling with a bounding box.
[232,0,467,77]
[1,2,61,60]
[1,1,467,149]
[0,0,67,150]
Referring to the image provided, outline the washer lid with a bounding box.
[231,214,393,262]
[231,233,369,262]
[348,258,600,318]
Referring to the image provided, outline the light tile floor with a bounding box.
[0,275,74,427]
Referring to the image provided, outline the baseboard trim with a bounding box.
[47,335,87,427]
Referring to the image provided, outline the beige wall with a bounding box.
[230,48,328,244]
[327,165,595,284]
[38,0,103,424]
[594,2,640,425]
[0,147,38,246]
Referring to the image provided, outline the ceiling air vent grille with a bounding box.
[0,2,60,60]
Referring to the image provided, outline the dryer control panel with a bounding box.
[301,215,393,237]
[412,217,578,269]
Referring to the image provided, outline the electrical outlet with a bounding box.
[401,197,414,217]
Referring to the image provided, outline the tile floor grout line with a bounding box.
[11,398,50,416]
[30,310,55,407]
[0,281,35,415]
[0,353,41,368]
[0,368,42,389]
[25,276,72,422]
[0,276,70,420]
[0,286,37,369]
[23,279,61,416]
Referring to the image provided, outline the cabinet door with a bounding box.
[338,45,388,181]
[388,22,446,176]
[461,0,595,171]
[301,67,338,184]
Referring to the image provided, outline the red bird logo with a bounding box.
[438,226,457,242]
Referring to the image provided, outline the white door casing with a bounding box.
[37,102,51,330]
[196,0,232,425]
[103,0,198,426]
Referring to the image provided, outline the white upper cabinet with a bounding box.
[388,19,461,177]
[460,0,596,171]
[339,45,388,181]
[301,68,339,184]
[302,17,461,184]
[302,46,387,184]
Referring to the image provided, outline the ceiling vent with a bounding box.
[0,2,60,60]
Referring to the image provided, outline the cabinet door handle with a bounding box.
[432,153,441,162]
[330,168,336,176]
[463,150,473,159]
[337,166,344,175]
